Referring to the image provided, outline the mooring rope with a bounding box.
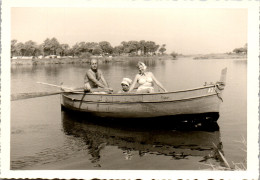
[213,81,225,102]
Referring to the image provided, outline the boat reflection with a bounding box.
[61,111,224,167]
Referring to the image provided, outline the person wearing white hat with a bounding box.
[118,78,132,93]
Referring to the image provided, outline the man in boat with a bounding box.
[84,59,113,93]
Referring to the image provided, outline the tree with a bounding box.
[85,42,99,53]
[113,45,124,55]
[233,48,245,54]
[15,42,26,56]
[244,43,247,54]
[71,43,80,56]
[92,46,103,55]
[42,38,51,55]
[23,40,39,56]
[43,37,61,55]
[120,40,159,55]
[139,40,146,55]
[11,39,17,57]
[159,44,166,55]
[128,41,140,54]
[233,43,247,54]
[120,41,129,54]
[60,44,70,56]
[145,41,159,55]
[11,38,169,58]
[170,51,178,59]
[99,41,113,54]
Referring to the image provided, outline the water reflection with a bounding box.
[61,111,224,168]
[11,65,38,74]
[127,58,165,68]
[43,65,63,77]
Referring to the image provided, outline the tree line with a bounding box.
[11,38,168,58]
[232,43,247,54]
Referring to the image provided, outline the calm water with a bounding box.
[11,58,247,170]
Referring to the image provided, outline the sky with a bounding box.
[11,8,247,55]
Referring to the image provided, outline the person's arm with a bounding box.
[84,72,92,91]
[85,71,106,88]
[100,71,113,92]
[129,74,139,92]
[150,72,167,92]
[100,71,109,88]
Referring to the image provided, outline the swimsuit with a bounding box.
[137,73,154,93]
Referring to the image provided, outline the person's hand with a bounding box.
[104,87,113,93]
[84,83,91,92]
[108,87,114,92]
[84,87,91,93]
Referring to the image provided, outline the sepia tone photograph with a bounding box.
[10,7,247,170]
[1,0,259,179]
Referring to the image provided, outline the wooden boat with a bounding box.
[61,68,227,119]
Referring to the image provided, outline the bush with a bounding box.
[170,52,178,59]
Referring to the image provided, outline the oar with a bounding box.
[37,81,114,94]
[11,82,80,101]
[12,81,113,101]
[37,82,113,93]
[37,82,74,91]
[11,90,84,101]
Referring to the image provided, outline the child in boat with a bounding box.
[118,78,132,93]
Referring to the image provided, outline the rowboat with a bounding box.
[61,68,227,120]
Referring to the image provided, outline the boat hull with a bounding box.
[61,92,221,118]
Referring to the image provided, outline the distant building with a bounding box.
[21,56,33,59]
[45,55,57,59]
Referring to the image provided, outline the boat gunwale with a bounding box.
[62,92,219,104]
[62,84,217,97]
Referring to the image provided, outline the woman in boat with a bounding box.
[118,78,132,93]
[129,62,167,93]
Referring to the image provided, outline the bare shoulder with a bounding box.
[86,69,93,75]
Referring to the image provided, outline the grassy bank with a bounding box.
[193,53,247,60]
[11,55,173,65]
[200,136,247,171]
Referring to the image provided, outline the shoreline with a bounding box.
[193,53,247,60]
[11,55,172,65]
[10,54,247,65]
